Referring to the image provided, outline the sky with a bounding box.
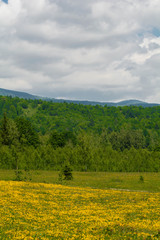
[0,0,160,102]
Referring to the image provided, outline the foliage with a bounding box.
[49,130,66,148]
[61,163,73,180]
[15,117,40,147]
[139,175,144,182]
[0,113,19,146]
[49,130,77,149]
[1,96,160,172]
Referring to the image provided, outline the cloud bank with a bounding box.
[0,0,160,102]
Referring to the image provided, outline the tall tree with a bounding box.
[0,113,19,146]
[15,117,40,147]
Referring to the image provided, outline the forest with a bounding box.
[0,95,160,172]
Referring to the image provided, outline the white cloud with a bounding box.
[0,0,21,27]
[0,0,160,102]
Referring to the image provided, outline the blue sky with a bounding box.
[152,28,160,37]
[0,0,160,103]
[2,0,8,4]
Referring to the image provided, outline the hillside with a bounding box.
[0,88,40,100]
[0,88,159,107]
[0,95,160,135]
[0,95,160,172]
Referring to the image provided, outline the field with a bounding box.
[0,170,160,192]
[0,171,160,239]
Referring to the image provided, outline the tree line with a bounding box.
[0,96,160,172]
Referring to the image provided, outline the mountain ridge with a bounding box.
[0,87,159,107]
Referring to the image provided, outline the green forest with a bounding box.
[0,95,160,172]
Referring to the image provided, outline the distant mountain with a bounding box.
[0,88,40,100]
[112,99,160,107]
[0,88,159,107]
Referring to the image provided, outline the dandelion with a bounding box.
[0,180,159,239]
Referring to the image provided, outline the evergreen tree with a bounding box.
[0,113,19,146]
[15,117,40,147]
[0,113,8,145]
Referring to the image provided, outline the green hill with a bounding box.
[0,95,160,172]
[0,88,159,107]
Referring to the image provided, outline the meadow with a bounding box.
[0,171,160,239]
[0,170,160,192]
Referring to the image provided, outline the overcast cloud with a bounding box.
[0,0,160,102]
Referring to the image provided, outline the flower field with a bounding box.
[0,181,160,239]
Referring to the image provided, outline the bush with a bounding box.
[139,175,144,182]
[59,163,73,180]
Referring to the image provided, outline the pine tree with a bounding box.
[0,113,19,146]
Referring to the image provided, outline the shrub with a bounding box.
[60,163,73,181]
[139,175,144,182]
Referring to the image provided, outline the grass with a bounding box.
[0,170,160,192]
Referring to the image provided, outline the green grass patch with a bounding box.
[0,170,160,192]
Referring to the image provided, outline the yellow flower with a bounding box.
[0,180,160,239]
